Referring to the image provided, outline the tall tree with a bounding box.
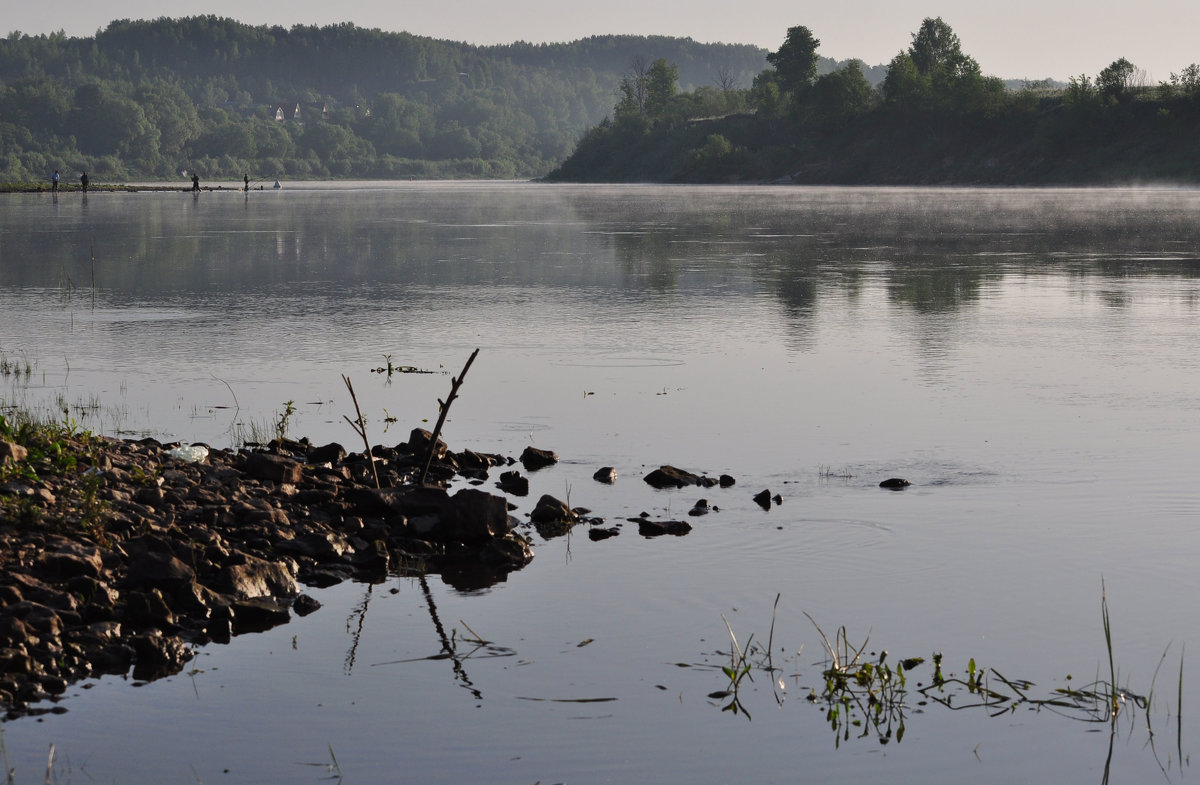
[765,25,820,96]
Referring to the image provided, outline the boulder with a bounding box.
[520,446,559,471]
[496,470,529,496]
[243,452,303,484]
[644,466,701,489]
[530,494,574,523]
[215,555,298,599]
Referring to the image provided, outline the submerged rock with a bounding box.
[753,489,773,510]
[635,519,692,537]
[593,467,618,484]
[879,478,911,489]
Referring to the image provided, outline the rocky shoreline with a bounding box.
[0,428,582,719]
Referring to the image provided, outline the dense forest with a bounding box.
[0,17,774,182]
[549,19,1200,184]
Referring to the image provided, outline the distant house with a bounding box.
[271,102,301,121]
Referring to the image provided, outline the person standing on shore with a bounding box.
[80,171,88,192]
[192,173,200,192]
[244,173,250,191]
[51,170,59,191]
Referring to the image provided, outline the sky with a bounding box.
[8,0,1200,83]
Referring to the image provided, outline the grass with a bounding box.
[697,588,1185,763]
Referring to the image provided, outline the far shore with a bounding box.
[0,183,270,194]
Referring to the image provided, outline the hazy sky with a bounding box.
[9,0,1199,82]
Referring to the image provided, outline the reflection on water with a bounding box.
[2,183,1200,784]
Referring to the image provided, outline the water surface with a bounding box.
[2,183,1199,783]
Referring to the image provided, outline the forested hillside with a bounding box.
[548,19,1200,185]
[0,17,769,182]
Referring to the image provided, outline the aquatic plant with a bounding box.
[697,589,1185,770]
[274,400,297,442]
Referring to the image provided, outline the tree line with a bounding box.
[549,18,1200,184]
[0,17,768,183]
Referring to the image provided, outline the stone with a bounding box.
[37,542,104,580]
[636,519,692,537]
[643,466,701,489]
[529,494,573,523]
[243,452,303,484]
[130,633,193,680]
[879,478,911,489]
[124,551,196,591]
[440,488,511,543]
[520,446,559,471]
[753,489,772,510]
[593,467,618,484]
[0,440,29,465]
[230,597,291,634]
[306,442,346,464]
[406,429,448,460]
[496,470,529,496]
[293,594,322,616]
[215,555,299,599]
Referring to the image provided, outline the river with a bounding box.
[1,182,1199,783]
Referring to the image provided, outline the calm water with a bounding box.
[2,182,1200,783]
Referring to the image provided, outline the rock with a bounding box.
[496,470,529,496]
[0,440,29,465]
[243,452,303,484]
[688,499,710,516]
[230,598,291,634]
[439,488,511,543]
[520,446,559,471]
[124,551,196,591]
[130,633,193,680]
[593,467,618,484]
[37,541,104,580]
[274,532,350,561]
[719,474,736,487]
[215,555,299,599]
[879,478,911,489]
[588,527,620,541]
[123,589,176,630]
[406,428,448,460]
[643,466,701,489]
[479,534,535,570]
[349,485,450,518]
[529,494,574,523]
[753,489,773,509]
[636,519,692,537]
[293,594,322,616]
[306,442,346,464]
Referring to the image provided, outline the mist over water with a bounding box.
[2,183,1199,783]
